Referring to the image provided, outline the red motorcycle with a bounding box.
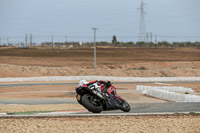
[75,80,131,113]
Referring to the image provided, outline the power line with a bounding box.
[52,35,54,50]
[25,34,28,47]
[138,0,146,42]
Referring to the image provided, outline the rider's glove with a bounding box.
[105,81,111,88]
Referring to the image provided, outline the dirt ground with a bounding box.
[1,115,200,133]
[0,47,200,132]
[0,47,200,77]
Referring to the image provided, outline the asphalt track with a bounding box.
[1,98,200,114]
[0,81,200,115]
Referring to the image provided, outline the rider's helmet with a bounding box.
[79,80,88,87]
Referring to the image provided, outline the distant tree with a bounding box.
[112,35,117,43]
[158,41,171,48]
[136,41,145,47]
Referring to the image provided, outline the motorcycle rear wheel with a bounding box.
[119,99,131,112]
[81,94,103,113]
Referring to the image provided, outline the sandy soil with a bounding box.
[1,115,200,133]
[0,48,200,77]
[1,62,200,77]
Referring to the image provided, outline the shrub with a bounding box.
[138,66,148,70]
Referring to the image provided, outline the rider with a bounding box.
[79,80,111,94]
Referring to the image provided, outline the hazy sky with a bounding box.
[0,0,200,43]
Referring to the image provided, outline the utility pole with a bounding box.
[92,27,98,69]
[146,32,149,47]
[146,32,149,42]
[7,37,9,46]
[65,35,67,46]
[52,35,54,49]
[25,34,28,47]
[65,35,67,43]
[150,32,153,42]
[30,34,32,46]
[155,34,157,48]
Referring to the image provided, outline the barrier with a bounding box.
[185,95,200,102]
[0,76,200,82]
[137,85,200,102]
[136,85,194,93]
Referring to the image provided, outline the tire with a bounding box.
[119,99,131,112]
[81,94,103,113]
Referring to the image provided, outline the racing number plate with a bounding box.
[77,95,81,101]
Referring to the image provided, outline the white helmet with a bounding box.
[78,80,89,87]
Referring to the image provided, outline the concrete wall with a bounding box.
[137,85,200,102]
[0,76,200,82]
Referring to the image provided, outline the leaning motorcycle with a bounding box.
[75,81,131,113]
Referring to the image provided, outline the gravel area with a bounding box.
[1,115,200,133]
[0,104,85,113]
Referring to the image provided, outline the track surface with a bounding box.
[1,98,200,114]
[1,81,200,114]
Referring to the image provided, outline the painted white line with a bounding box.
[36,112,73,115]
[36,110,89,115]
[0,91,74,95]
[64,112,200,116]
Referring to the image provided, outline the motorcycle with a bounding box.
[75,80,131,113]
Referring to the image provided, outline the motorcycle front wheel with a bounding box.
[81,94,103,113]
[119,99,131,112]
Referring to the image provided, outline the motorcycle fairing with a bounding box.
[104,91,120,110]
